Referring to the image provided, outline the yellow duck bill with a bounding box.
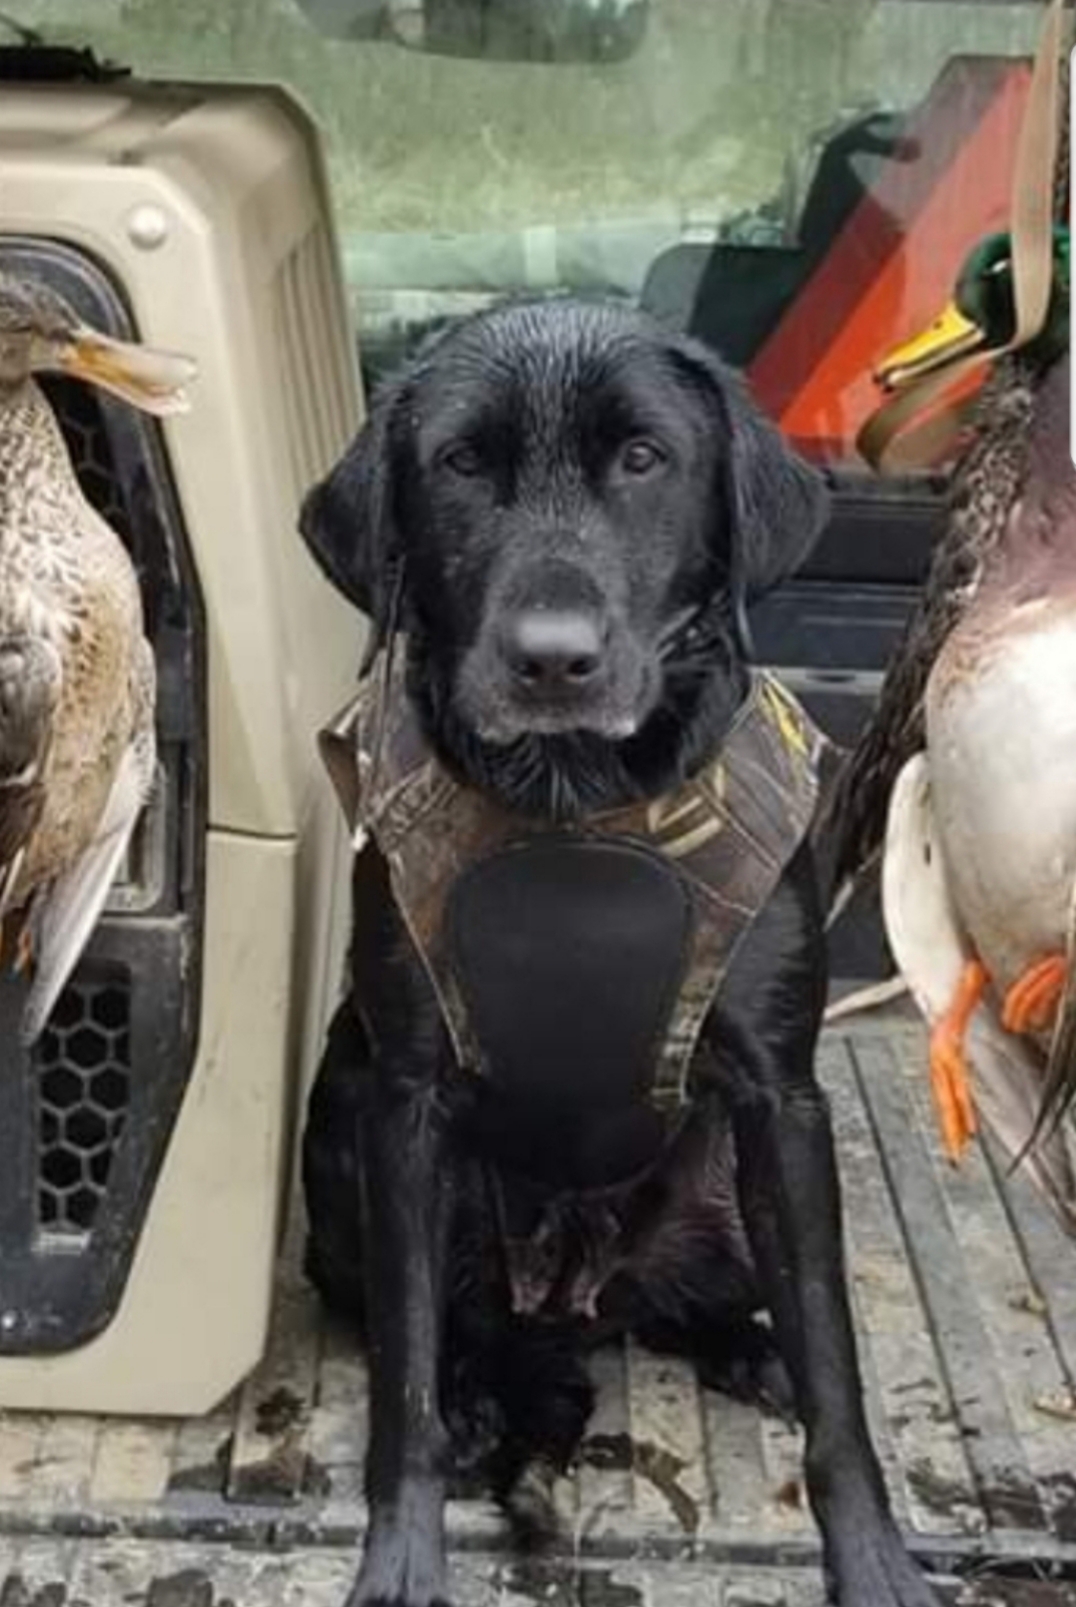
[874,301,985,392]
[34,326,197,416]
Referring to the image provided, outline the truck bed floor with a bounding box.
[0,1008,1074,1605]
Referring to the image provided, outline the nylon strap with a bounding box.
[857,0,1067,472]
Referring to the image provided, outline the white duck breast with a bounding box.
[882,751,1076,1225]
[925,596,1076,996]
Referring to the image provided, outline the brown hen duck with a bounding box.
[0,273,195,1042]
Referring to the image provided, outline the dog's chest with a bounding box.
[447,835,693,1116]
[320,653,829,1190]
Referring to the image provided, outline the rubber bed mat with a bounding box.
[0,1006,1074,1606]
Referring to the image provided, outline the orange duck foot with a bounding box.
[928,958,986,1162]
[14,926,33,975]
[0,920,31,975]
[10,925,33,970]
[1001,954,1067,1035]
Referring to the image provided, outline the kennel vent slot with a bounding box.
[37,977,132,1239]
[274,224,357,496]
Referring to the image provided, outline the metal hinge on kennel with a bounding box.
[0,80,362,1414]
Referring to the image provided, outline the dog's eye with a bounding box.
[439,442,484,477]
[618,439,666,476]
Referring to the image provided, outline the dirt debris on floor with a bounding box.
[0,1015,1075,1602]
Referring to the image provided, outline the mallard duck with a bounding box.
[830,225,1070,887]
[875,226,1069,391]
[826,203,1076,1225]
[0,273,195,1043]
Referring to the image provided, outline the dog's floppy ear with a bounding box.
[670,334,830,600]
[299,372,408,670]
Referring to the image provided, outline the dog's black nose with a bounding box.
[503,609,605,691]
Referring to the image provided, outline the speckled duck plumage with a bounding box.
[823,35,1076,1226]
[827,42,1072,898]
[0,272,194,1042]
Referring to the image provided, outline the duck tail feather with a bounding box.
[1000,1122,1076,1238]
[823,974,910,1024]
[0,847,25,925]
[1024,872,1076,1152]
[825,874,856,931]
[966,1017,1076,1234]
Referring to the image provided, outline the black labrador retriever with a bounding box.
[299,298,937,1607]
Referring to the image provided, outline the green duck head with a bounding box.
[0,272,196,415]
[875,226,1070,391]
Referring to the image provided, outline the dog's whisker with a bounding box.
[656,605,702,651]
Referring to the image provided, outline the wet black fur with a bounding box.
[299,299,938,1607]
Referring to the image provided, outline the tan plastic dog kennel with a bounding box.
[0,80,363,1414]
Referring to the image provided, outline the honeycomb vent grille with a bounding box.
[37,977,131,1237]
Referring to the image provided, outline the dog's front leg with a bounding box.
[347,861,456,1607]
[707,849,937,1607]
[351,1074,454,1607]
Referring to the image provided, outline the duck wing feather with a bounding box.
[0,635,62,925]
[823,357,1036,910]
[20,639,156,1044]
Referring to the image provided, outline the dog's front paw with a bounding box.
[345,1595,452,1607]
[345,1596,453,1607]
[344,1570,453,1607]
[824,1514,939,1606]
[697,1317,796,1420]
[345,1505,452,1607]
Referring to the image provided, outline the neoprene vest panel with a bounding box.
[320,649,830,1114]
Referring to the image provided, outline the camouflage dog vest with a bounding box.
[320,649,829,1119]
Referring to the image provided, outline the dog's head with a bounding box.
[302,299,827,777]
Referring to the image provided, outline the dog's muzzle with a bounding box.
[499,605,606,692]
[458,559,652,742]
